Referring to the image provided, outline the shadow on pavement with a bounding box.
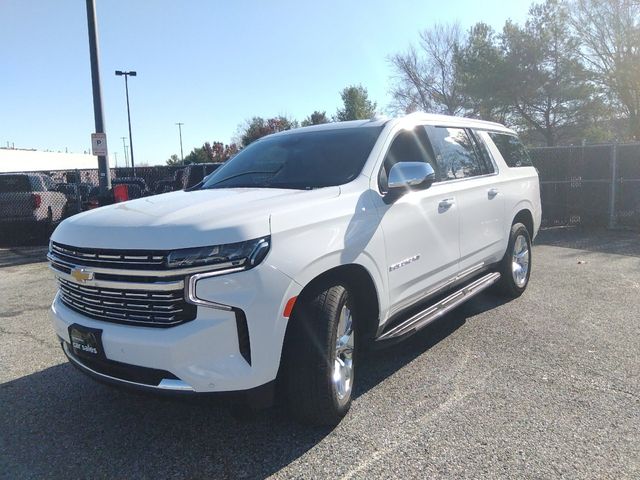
[0,246,48,268]
[0,292,509,479]
[0,230,50,267]
[536,227,640,258]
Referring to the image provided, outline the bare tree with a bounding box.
[569,0,640,138]
[389,23,465,115]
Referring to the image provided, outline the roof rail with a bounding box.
[369,114,388,122]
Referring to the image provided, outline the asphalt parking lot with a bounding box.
[1,228,639,479]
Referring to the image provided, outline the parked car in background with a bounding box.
[86,177,150,209]
[181,163,223,189]
[0,173,68,235]
[55,183,84,216]
[153,164,223,194]
[48,113,541,425]
[111,177,150,199]
[153,177,176,194]
[77,183,94,206]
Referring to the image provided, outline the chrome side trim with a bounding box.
[49,265,184,291]
[185,267,245,311]
[62,342,195,392]
[455,262,486,281]
[377,272,501,341]
[389,262,485,317]
[48,253,244,278]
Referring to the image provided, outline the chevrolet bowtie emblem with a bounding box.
[70,268,94,283]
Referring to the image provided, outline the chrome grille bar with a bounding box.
[57,278,195,327]
[51,242,165,269]
[49,264,185,291]
[58,282,185,316]
[48,253,242,278]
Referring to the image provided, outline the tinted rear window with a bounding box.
[488,133,532,167]
[0,175,31,193]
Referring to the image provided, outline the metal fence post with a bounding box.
[75,169,82,214]
[608,142,618,229]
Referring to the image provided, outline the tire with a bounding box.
[282,282,356,426]
[494,222,532,298]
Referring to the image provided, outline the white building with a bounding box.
[0,148,116,173]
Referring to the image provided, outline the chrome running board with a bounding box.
[376,272,501,342]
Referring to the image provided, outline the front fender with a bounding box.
[268,183,389,319]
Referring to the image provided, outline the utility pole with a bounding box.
[85,0,111,193]
[176,122,184,163]
[121,136,129,168]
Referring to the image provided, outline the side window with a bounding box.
[488,133,532,167]
[425,126,485,180]
[469,130,496,174]
[29,175,44,192]
[43,175,56,191]
[378,127,437,192]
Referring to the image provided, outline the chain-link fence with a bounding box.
[0,164,221,244]
[1,144,639,245]
[530,143,640,229]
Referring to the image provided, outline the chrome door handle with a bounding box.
[439,198,455,209]
[488,188,499,198]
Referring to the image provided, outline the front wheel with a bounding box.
[494,222,532,298]
[281,282,356,426]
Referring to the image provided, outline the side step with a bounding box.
[376,272,501,343]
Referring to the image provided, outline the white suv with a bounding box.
[49,113,541,425]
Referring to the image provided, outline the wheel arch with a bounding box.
[512,208,534,238]
[288,263,381,346]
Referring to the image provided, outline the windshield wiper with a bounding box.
[205,166,284,188]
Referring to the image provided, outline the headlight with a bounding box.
[166,236,270,270]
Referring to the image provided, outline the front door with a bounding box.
[372,127,460,319]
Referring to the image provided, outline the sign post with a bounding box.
[85,0,111,193]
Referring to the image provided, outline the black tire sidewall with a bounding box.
[282,281,357,425]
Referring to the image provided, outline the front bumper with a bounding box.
[50,262,301,393]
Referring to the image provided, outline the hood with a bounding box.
[52,187,339,250]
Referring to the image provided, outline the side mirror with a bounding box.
[386,162,436,201]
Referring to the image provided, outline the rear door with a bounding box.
[425,126,505,271]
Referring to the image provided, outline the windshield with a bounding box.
[201,126,383,190]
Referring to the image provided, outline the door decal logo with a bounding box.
[389,254,421,272]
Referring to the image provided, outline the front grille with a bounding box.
[58,277,196,327]
[51,242,167,270]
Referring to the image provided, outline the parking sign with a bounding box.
[91,133,108,156]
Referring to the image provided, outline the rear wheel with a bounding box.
[282,282,356,425]
[494,222,532,297]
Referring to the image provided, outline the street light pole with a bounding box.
[115,70,137,176]
[176,122,184,163]
[85,0,111,193]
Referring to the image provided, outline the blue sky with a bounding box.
[0,0,530,166]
